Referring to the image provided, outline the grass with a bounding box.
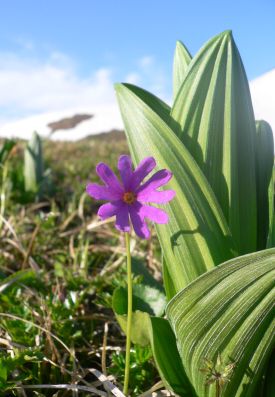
[0,131,162,396]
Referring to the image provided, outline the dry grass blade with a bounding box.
[88,368,126,397]
[16,384,107,396]
[59,209,78,231]
[86,217,115,230]
[22,223,40,268]
[1,214,40,272]
[4,237,40,272]
[101,322,108,376]
[138,381,165,397]
[0,337,25,350]
[59,216,116,237]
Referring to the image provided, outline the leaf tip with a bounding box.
[223,29,233,41]
[114,82,123,91]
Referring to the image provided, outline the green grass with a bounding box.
[0,132,161,396]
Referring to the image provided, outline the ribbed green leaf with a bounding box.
[255,120,274,249]
[173,40,192,100]
[115,83,236,293]
[267,166,275,248]
[171,30,257,255]
[162,256,177,301]
[263,351,275,396]
[167,249,275,397]
[131,257,165,292]
[24,131,44,193]
[148,317,196,396]
[122,83,171,125]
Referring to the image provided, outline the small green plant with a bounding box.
[24,131,49,198]
[200,354,235,397]
[110,345,158,395]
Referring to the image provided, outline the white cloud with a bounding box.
[0,51,124,140]
[0,53,115,112]
[138,55,154,69]
[0,51,171,140]
[13,37,35,51]
[249,69,275,137]
[125,72,141,85]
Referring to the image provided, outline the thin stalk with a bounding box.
[123,232,132,396]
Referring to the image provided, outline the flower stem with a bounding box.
[123,232,132,396]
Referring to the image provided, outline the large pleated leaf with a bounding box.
[255,120,274,249]
[148,317,196,396]
[162,256,177,301]
[167,249,275,397]
[173,40,192,100]
[267,166,275,248]
[115,83,236,293]
[171,30,257,255]
[122,83,171,125]
[263,351,275,396]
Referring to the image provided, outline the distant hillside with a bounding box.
[0,128,125,144]
[82,129,125,141]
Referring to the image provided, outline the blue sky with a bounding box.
[1,1,274,79]
[0,1,274,139]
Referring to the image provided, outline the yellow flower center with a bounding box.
[123,191,136,205]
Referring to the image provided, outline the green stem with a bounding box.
[123,232,132,396]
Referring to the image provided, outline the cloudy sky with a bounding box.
[0,1,274,140]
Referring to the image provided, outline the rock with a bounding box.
[48,114,93,133]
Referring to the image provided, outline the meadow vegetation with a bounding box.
[0,132,161,396]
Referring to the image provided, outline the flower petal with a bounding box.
[118,155,133,190]
[140,205,169,224]
[137,169,173,195]
[131,157,156,190]
[98,201,123,220]
[86,183,122,201]
[96,163,123,193]
[115,203,130,232]
[129,202,150,239]
[137,189,175,203]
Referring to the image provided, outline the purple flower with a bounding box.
[86,155,175,239]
